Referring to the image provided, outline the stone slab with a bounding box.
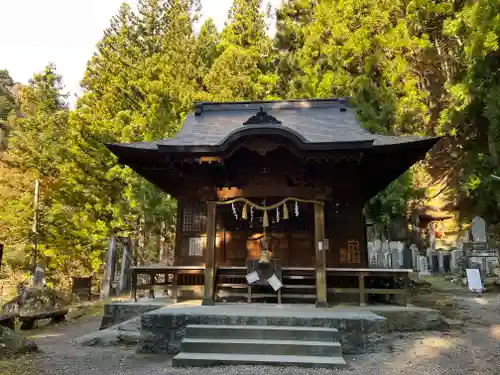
[172,352,347,369]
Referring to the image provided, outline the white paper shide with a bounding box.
[267,274,283,291]
[246,271,260,285]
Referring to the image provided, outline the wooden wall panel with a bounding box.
[325,200,367,268]
[174,199,367,269]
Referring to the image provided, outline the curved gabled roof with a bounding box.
[105,99,441,199]
[107,99,438,155]
[163,99,433,149]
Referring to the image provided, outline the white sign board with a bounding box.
[245,271,260,285]
[267,274,283,291]
[466,268,483,293]
[188,237,203,256]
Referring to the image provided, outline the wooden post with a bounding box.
[358,272,366,306]
[202,201,217,306]
[100,235,117,299]
[118,238,132,294]
[314,202,328,308]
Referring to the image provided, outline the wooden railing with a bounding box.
[129,265,413,306]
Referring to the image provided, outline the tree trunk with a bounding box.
[31,178,39,277]
[487,128,500,211]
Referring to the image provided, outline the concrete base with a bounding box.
[100,298,172,329]
[138,303,386,355]
[370,305,443,331]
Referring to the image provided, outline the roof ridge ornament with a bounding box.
[243,107,282,126]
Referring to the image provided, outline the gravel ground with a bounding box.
[21,293,500,375]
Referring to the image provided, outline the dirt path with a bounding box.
[10,293,500,375]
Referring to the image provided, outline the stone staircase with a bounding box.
[172,324,347,368]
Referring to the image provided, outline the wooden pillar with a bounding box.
[314,202,328,307]
[202,201,217,306]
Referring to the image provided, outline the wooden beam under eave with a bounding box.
[197,156,224,164]
[215,186,331,200]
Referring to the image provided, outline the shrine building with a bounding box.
[107,98,440,307]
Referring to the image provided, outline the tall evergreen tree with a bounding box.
[204,0,278,100]
[193,18,220,95]
[274,0,317,98]
[0,70,16,150]
[5,64,69,271]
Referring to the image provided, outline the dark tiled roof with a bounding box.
[109,99,437,152]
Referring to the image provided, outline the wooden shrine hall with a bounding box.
[107,98,440,307]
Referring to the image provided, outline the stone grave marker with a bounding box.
[382,240,391,268]
[471,216,487,243]
[438,251,445,273]
[367,242,377,267]
[450,249,460,272]
[374,239,385,268]
[419,256,430,275]
[410,244,419,270]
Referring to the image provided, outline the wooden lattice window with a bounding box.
[182,202,207,233]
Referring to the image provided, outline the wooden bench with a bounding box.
[19,308,68,330]
[0,313,19,330]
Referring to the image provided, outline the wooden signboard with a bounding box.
[347,240,360,264]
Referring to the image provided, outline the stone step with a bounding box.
[186,324,340,342]
[172,352,347,368]
[181,338,342,357]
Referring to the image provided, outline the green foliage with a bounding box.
[204,0,279,100]
[0,70,16,150]
[3,0,500,279]
[364,170,426,227]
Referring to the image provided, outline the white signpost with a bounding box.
[466,268,483,293]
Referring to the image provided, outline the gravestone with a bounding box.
[402,243,413,269]
[374,239,384,268]
[419,256,430,275]
[426,248,435,271]
[450,249,460,272]
[367,242,376,267]
[389,241,398,268]
[471,216,487,242]
[382,240,391,268]
[431,254,439,273]
[410,244,419,270]
[438,251,445,273]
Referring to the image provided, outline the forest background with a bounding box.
[1,0,499,289]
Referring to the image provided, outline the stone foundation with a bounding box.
[371,306,443,332]
[100,300,169,329]
[137,304,387,355]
